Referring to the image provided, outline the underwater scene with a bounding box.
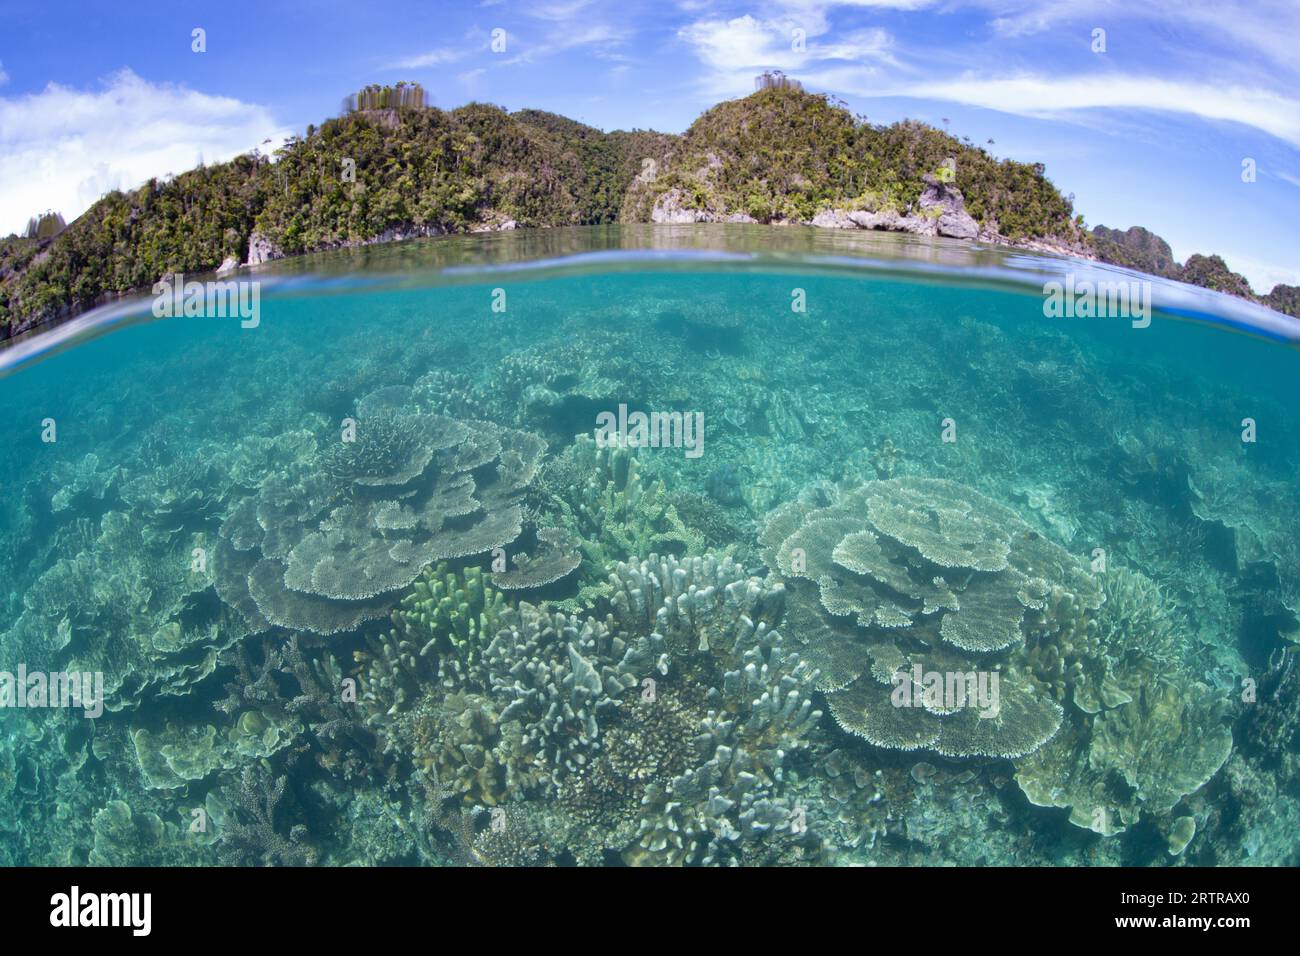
[1,225,1297,868]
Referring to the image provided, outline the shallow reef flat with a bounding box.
[1,266,1298,867]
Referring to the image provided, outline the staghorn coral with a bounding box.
[539,435,703,578]
[217,762,319,866]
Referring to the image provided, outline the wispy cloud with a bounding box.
[389,47,471,69]
[504,22,630,65]
[0,69,290,236]
[867,74,1300,148]
[0,60,8,86]
[525,0,599,20]
[974,0,1300,80]
[679,13,897,95]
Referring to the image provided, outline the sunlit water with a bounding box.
[1,225,1297,867]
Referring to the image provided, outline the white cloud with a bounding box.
[0,60,8,85]
[679,13,896,95]
[974,0,1300,80]
[389,47,469,69]
[504,22,629,65]
[525,0,597,20]
[0,69,291,236]
[857,73,1300,148]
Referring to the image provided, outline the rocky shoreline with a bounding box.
[648,163,1095,260]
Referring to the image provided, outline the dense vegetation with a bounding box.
[632,87,1081,241]
[0,98,634,336]
[1091,225,1179,278]
[1,154,272,329]
[1090,225,1295,315]
[512,111,675,225]
[2,84,1294,337]
[1264,284,1300,316]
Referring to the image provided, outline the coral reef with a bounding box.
[362,552,822,865]
[0,262,1292,868]
[760,477,1094,760]
[216,386,544,634]
[534,435,704,598]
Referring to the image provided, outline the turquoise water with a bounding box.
[1,225,1298,866]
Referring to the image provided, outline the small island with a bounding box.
[2,80,1294,342]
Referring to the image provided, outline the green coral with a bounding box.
[538,436,703,604]
[390,563,508,669]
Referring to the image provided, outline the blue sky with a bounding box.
[1,0,1297,290]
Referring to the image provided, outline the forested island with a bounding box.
[2,81,1294,340]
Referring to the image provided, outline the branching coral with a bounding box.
[361,550,822,864]
[538,435,703,577]
[389,563,508,675]
[216,762,319,866]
